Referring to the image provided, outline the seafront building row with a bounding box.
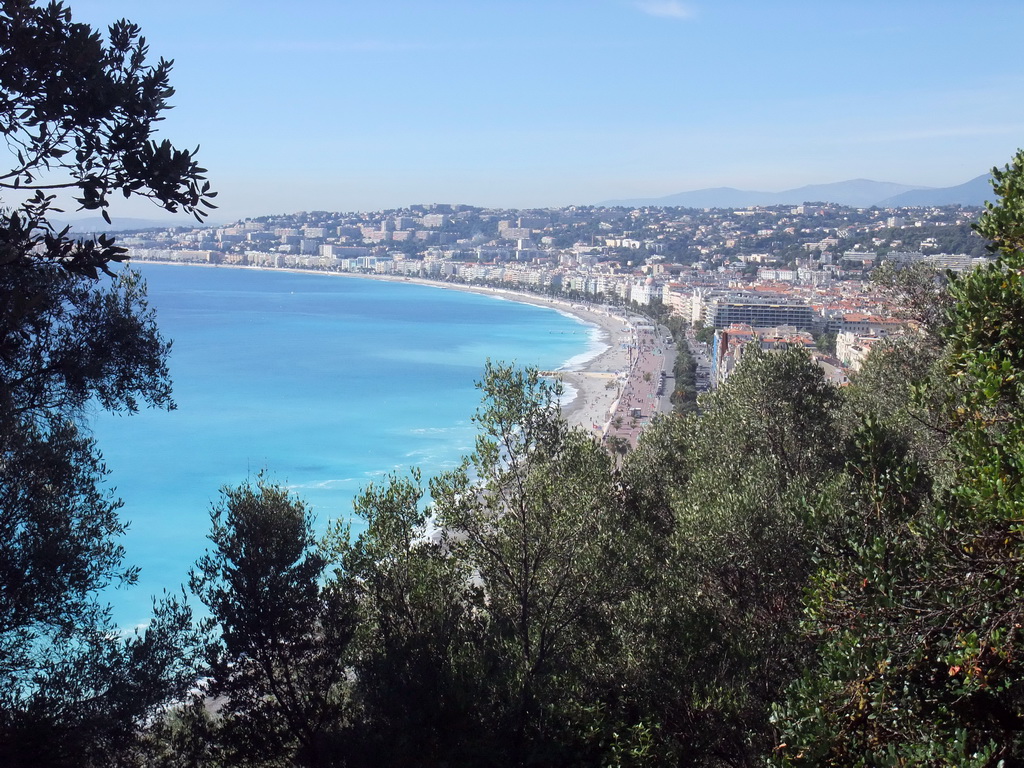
[120,201,989,390]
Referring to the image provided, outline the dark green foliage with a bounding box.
[813,330,837,356]
[0,595,196,768]
[0,264,171,426]
[974,149,1024,258]
[341,471,484,766]
[0,3,212,763]
[0,422,127,650]
[695,324,715,344]
[772,152,1024,766]
[770,414,1024,764]
[0,0,216,275]
[664,316,698,413]
[0,416,196,766]
[617,346,844,764]
[189,479,355,768]
[618,410,692,540]
[685,345,842,483]
[0,243,184,768]
[0,414,199,764]
[432,361,637,765]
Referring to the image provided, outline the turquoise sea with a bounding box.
[91,263,599,627]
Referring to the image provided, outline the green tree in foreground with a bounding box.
[616,345,844,765]
[432,362,637,765]
[177,365,649,767]
[0,0,215,270]
[0,1,214,764]
[341,470,483,766]
[772,149,1024,766]
[189,479,355,768]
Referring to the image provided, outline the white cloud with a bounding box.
[634,1,696,20]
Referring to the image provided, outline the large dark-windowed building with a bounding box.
[705,294,816,330]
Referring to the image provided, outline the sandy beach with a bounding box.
[481,291,637,437]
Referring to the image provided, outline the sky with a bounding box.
[57,0,1024,223]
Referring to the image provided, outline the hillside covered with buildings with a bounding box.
[124,200,988,388]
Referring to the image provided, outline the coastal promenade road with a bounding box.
[602,321,672,451]
[657,325,677,415]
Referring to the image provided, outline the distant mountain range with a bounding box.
[602,174,994,209]
[874,174,994,207]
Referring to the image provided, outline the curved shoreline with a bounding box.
[388,279,637,434]
[130,262,640,437]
